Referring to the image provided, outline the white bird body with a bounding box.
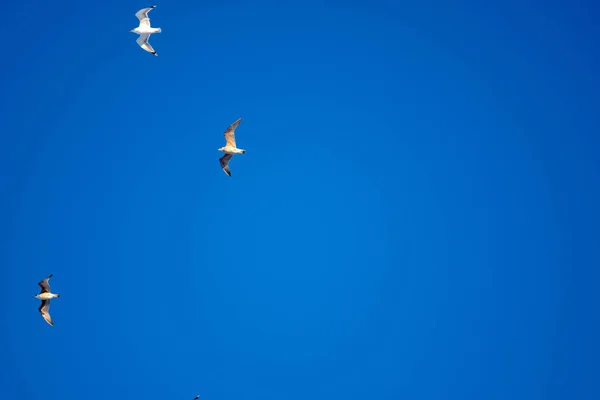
[219,147,246,155]
[35,292,59,301]
[132,26,161,35]
[130,6,161,56]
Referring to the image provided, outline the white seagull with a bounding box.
[218,118,246,177]
[33,274,60,327]
[130,6,162,56]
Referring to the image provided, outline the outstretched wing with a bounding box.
[135,6,156,27]
[136,34,157,55]
[38,274,53,294]
[39,300,53,326]
[219,154,233,177]
[224,118,242,147]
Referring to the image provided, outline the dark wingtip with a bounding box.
[48,273,53,278]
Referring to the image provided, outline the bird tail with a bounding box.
[155,27,162,33]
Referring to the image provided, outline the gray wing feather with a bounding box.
[135,6,156,24]
[136,34,156,55]
[38,274,53,293]
[224,118,242,147]
[38,300,53,326]
[219,154,233,177]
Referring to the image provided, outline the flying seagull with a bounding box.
[130,6,162,56]
[218,118,246,177]
[33,274,60,326]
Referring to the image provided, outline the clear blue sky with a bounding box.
[0,1,598,399]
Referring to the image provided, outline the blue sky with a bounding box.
[0,0,599,399]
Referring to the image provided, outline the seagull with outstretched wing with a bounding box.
[130,6,162,56]
[33,274,60,326]
[217,118,246,177]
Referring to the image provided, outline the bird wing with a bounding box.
[38,274,53,294]
[224,118,242,148]
[38,300,53,326]
[194,397,200,400]
[219,154,233,177]
[135,6,156,27]
[136,34,157,55]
